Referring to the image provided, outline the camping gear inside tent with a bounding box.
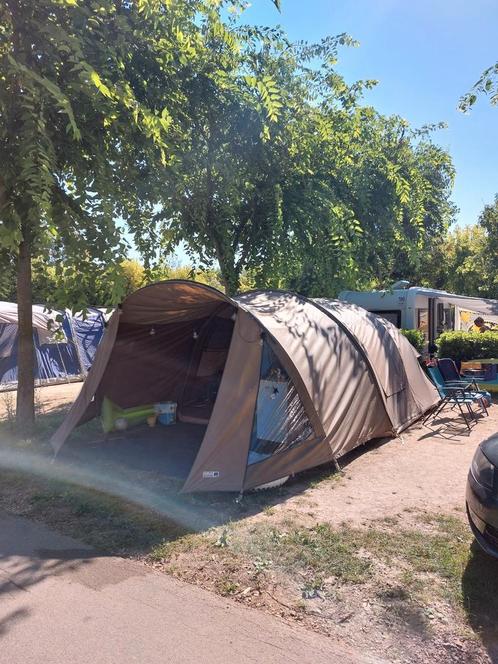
[0,303,107,390]
[51,281,440,492]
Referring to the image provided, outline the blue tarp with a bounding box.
[69,308,106,372]
[0,306,106,388]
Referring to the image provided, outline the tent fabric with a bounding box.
[0,303,106,389]
[0,302,62,343]
[0,328,79,388]
[0,323,18,360]
[120,280,231,325]
[68,308,107,372]
[51,281,440,491]
[235,291,393,465]
[182,310,262,492]
[313,298,437,433]
[50,310,121,452]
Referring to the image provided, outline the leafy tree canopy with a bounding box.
[460,62,498,111]
[406,195,498,299]
[0,0,253,427]
[154,23,456,295]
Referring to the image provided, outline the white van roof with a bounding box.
[339,286,498,317]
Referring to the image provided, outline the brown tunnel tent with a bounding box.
[51,281,440,492]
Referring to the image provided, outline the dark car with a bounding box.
[466,435,498,558]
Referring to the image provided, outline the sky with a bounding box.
[240,0,498,228]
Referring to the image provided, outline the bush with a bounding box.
[437,330,498,362]
[400,329,425,354]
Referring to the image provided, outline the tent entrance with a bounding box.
[178,311,235,425]
[79,301,237,481]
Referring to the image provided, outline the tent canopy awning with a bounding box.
[409,288,498,317]
[0,302,61,333]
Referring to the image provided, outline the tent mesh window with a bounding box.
[247,342,314,465]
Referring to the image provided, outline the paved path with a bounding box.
[0,512,383,664]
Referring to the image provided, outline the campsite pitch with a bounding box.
[1,383,498,663]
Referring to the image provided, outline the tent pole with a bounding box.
[55,340,71,385]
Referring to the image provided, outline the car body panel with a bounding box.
[466,446,498,559]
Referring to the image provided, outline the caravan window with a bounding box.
[437,304,455,333]
[370,310,401,328]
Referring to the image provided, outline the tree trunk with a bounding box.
[16,234,35,435]
[220,271,238,297]
[215,249,239,296]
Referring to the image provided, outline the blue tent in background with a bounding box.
[0,303,107,390]
[63,307,107,373]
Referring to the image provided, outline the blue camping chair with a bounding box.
[437,358,492,405]
[424,366,488,430]
[438,357,480,385]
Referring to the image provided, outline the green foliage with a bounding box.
[0,252,231,304]
[412,195,498,299]
[156,24,299,293]
[118,260,146,297]
[233,522,372,584]
[0,0,255,309]
[159,263,224,292]
[0,0,261,421]
[460,62,498,111]
[0,250,16,300]
[275,118,456,296]
[156,23,456,295]
[423,226,488,295]
[476,195,498,295]
[400,329,425,354]
[437,331,498,362]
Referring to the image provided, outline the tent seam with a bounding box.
[298,294,397,434]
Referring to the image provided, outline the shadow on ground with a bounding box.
[0,395,491,557]
[462,541,498,662]
[0,508,95,636]
[0,397,485,540]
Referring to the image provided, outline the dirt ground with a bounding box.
[267,412,498,528]
[2,382,498,664]
[0,381,82,419]
[4,380,492,523]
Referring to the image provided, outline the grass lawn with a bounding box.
[1,394,498,662]
[0,463,497,663]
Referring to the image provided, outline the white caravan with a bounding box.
[339,282,498,347]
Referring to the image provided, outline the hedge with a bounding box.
[436,330,498,362]
[400,329,425,354]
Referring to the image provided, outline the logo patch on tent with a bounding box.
[202,471,220,478]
